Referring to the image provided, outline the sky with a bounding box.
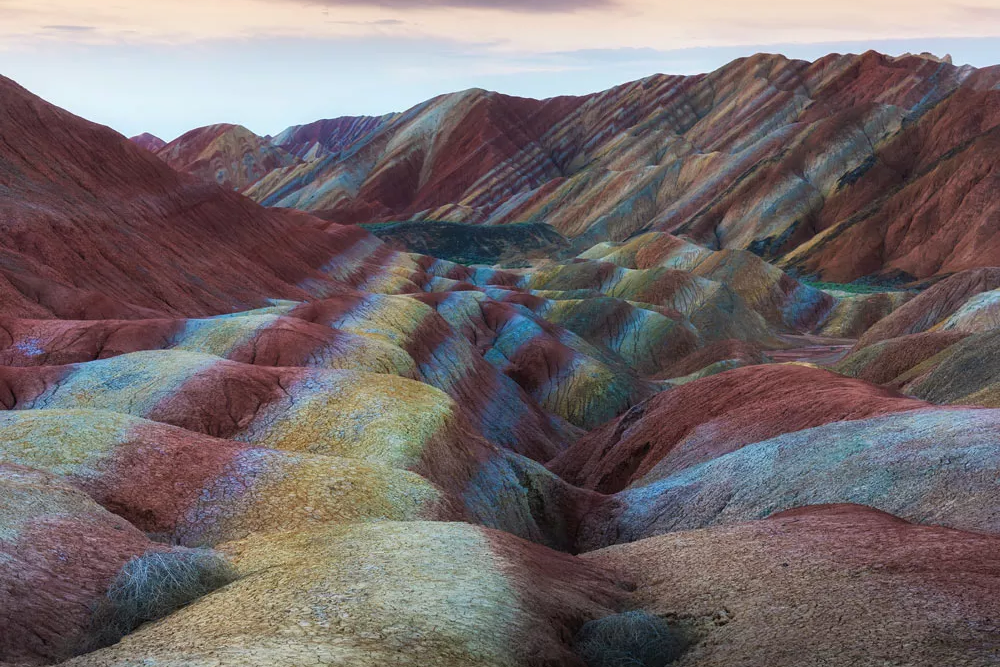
[1,0,999,140]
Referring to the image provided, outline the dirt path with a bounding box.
[768,334,856,366]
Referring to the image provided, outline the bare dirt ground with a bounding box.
[768,335,856,365]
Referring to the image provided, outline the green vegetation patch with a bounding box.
[362,219,571,266]
[804,281,912,295]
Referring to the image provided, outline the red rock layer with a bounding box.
[272,114,396,160]
[549,364,928,493]
[654,339,765,379]
[128,132,166,152]
[785,71,1000,280]
[835,330,971,386]
[156,124,299,191]
[856,268,1000,348]
[0,464,170,665]
[0,75,379,318]
[586,504,1000,667]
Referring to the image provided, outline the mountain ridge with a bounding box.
[138,50,1000,283]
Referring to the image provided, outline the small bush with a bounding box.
[574,611,687,667]
[83,548,238,652]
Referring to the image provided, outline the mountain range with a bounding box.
[138,50,1000,284]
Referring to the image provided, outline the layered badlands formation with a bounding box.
[156,125,301,192]
[3,49,1000,667]
[147,50,1000,284]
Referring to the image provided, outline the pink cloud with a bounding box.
[281,0,613,12]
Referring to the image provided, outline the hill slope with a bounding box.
[0,75,375,317]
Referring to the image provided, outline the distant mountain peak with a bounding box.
[129,132,167,152]
[156,123,300,191]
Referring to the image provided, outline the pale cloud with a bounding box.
[41,25,97,32]
[956,4,1000,20]
[326,19,408,25]
[297,0,613,10]
[2,0,1000,51]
